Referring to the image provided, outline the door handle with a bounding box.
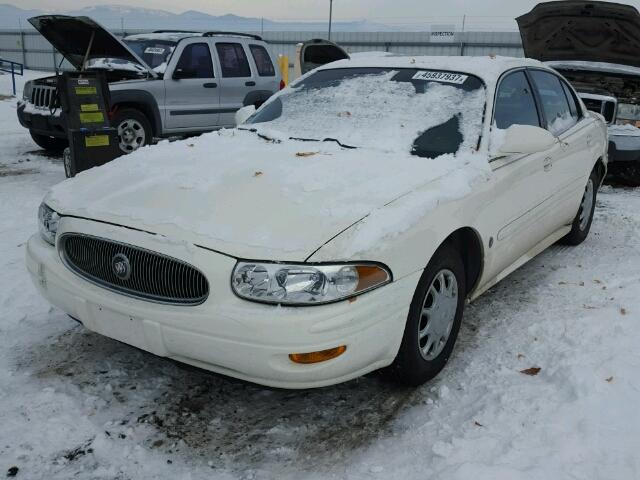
[586,136,593,147]
[245,81,256,87]
[543,156,553,172]
[203,82,217,88]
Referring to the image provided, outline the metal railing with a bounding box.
[0,57,23,95]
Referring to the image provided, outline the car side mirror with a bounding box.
[235,105,256,126]
[173,68,196,80]
[492,124,556,157]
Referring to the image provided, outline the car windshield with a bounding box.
[123,39,177,71]
[247,67,486,158]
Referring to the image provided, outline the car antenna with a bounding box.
[81,30,96,73]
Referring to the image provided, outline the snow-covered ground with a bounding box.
[1,71,639,480]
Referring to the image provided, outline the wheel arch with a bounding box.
[440,227,485,297]
[243,90,274,108]
[109,90,162,136]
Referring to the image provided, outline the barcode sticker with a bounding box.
[412,71,468,84]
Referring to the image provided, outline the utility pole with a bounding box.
[328,0,333,40]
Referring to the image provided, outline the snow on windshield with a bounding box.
[249,70,485,156]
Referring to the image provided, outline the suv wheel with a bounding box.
[389,243,466,386]
[112,108,152,154]
[29,131,68,152]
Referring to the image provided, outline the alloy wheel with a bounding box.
[579,178,594,231]
[418,269,459,361]
[117,119,146,153]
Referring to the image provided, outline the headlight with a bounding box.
[38,203,59,245]
[231,262,391,305]
[23,81,33,101]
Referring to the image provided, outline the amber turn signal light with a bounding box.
[289,345,347,364]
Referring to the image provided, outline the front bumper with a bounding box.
[17,101,67,138]
[608,137,640,163]
[26,217,419,389]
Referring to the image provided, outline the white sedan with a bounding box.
[26,56,607,388]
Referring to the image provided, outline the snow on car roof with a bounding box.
[316,55,548,88]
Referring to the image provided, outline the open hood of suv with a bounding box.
[28,15,157,77]
[516,1,640,68]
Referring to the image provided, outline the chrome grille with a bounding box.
[60,234,209,305]
[30,85,58,110]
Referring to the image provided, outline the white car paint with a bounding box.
[26,56,607,388]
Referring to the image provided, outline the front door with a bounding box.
[479,69,561,283]
[164,41,220,130]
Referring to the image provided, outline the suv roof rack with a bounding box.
[152,30,201,34]
[203,31,263,41]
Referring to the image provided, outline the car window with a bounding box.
[216,43,251,78]
[494,71,540,129]
[561,81,580,120]
[530,70,577,136]
[175,43,214,79]
[249,45,275,77]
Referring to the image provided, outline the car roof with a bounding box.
[315,55,549,89]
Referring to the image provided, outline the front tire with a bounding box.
[561,169,599,246]
[111,108,152,154]
[29,131,68,152]
[390,243,466,386]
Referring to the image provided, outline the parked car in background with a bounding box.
[518,0,640,186]
[27,55,606,388]
[17,15,282,154]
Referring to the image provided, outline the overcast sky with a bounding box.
[11,0,640,20]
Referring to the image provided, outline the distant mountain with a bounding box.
[0,3,402,32]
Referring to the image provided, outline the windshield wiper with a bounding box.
[288,136,357,149]
[239,128,357,149]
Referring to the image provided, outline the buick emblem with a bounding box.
[112,253,131,280]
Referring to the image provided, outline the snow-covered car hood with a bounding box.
[517,1,640,68]
[44,130,488,261]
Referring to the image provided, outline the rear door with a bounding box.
[528,69,593,229]
[214,41,256,127]
[164,40,220,130]
[247,43,280,93]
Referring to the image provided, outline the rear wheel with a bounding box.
[390,243,466,386]
[111,108,152,154]
[29,131,68,152]
[561,169,599,246]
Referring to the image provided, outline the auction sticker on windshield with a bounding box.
[412,71,468,84]
[144,47,166,55]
